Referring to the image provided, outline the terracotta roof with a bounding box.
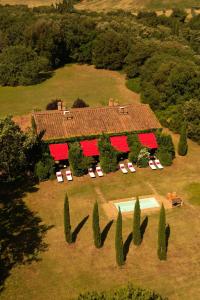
[33,104,161,140]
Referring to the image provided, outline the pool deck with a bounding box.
[102,194,172,219]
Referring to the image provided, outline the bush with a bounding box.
[156,133,175,160]
[72,98,89,108]
[137,156,149,168]
[46,99,60,110]
[157,148,172,166]
[78,283,166,299]
[34,156,55,181]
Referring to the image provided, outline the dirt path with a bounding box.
[94,186,107,203]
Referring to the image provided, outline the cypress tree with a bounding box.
[133,197,141,245]
[178,122,188,156]
[92,201,102,248]
[64,194,72,244]
[157,204,167,261]
[115,208,124,266]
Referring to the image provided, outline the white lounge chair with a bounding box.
[56,171,63,183]
[154,159,163,169]
[127,162,136,173]
[96,166,103,177]
[88,168,95,178]
[149,160,157,170]
[66,170,73,181]
[119,163,128,174]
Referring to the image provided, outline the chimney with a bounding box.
[114,99,119,106]
[63,110,73,120]
[108,98,114,107]
[57,100,62,111]
[118,106,128,114]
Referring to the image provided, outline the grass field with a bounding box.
[0,0,199,10]
[76,0,200,12]
[1,131,200,300]
[0,64,140,118]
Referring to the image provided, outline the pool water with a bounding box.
[114,197,160,212]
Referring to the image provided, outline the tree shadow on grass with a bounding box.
[123,232,133,261]
[0,198,53,292]
[0,179,53,292]
[71,215,89,243]
[101,220,113,247]
[165,224,170,253]
[140,216,148,241]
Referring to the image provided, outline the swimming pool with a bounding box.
[114,197,160,213]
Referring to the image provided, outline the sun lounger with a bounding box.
[66,170,73,181]
[88,168,95,178]
[127,162,136,173]
[56,171,63,183]
[149,160,157,170]
[119,163,128,174]
[96,166,103,177]
[154,159,163,169]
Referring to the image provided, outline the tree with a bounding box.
[64,194,72,244]
[72,98,89,108]
[0,46,48,86]
[184,99,200,144]
[92,201,101,248]
[92,30,129,70]
[133,197,141,245]
[115,208,124,266]
[98,135,118,173]
[56,0,74,13]
[157,204,167,261]
[128,134,142,164]
[46,99,60,110]
[0,117,27,181]
[178,122,188,156]
[68,142,92,176]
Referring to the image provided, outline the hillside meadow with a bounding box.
[1,0,199,10]
[0,64,140,117]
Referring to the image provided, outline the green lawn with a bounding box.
[0,64,139,118]
[1,133,200,300]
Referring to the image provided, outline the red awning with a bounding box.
[138,133,158,149]
[49,143,69,161]
[80,139,100,157]
[110,136,130,152]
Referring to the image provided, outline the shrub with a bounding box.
[72,98,89,108]
[78,283,166,299]
[137,148,149,168]
[157,149,172,166]
[178,122,188,156]
[156,133,175,166]
[46,99,60,110]
[34,156,55,181]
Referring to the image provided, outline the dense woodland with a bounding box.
[0,3,199,143]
